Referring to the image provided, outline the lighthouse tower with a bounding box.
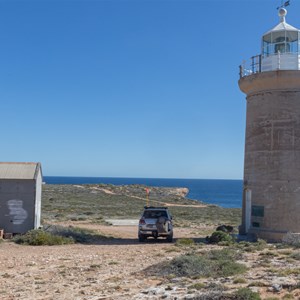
[239,7,300,242]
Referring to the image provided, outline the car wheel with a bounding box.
[166,233,173,243]
[138,234,146,242]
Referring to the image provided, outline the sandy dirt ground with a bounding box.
[1,223,300,300]
[0,224,208,300]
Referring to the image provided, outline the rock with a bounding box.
[142,287,165,296]
[220,277,231,283]
[188,291,223,300]
[170,278,182,283]
[249,287,260,293]
[272,283,282,293]
[216,225,234,233]
[184,295,197,300]
[161,293,172,299]
[273,277,295,286]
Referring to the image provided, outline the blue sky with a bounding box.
[1,0,299,179]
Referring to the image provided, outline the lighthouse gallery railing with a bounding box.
[239,52,300,79]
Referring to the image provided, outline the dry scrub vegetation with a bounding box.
[0,184,300,300]
[41,184,241,227]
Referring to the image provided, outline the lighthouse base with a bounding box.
[246,228,288,243]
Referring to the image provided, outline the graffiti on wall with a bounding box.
[7,199,28,225]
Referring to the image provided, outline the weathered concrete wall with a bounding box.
[239,70,300,241]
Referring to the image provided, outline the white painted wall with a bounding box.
[262,53,300,71]
[34,170,42,229]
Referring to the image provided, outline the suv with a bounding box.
[138,207,173,242]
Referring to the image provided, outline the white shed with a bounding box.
[0,162,42,234]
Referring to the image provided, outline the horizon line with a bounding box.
[44,175,243,181]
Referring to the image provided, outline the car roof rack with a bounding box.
[144,206,168,209]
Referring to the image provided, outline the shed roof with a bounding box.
[0,162,42,180]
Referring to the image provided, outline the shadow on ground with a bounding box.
[75,236,208,246]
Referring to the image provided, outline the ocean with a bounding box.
[44,176,243,208]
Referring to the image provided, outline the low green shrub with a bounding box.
[46,225,110,244]
[207,231,234,244]
[278,268,300,276]
[150,248,247,278]
[290,251,300,260]
[233,277,247,284]
[289,282,300,291]
[234,239,267,252]
[205,282,226,292]
[248,281,266,287]
[14,229,74,246]
[208,248,242,261]
[233,288,261,300]
[175,238,195,247]
[16,223,108,246]
[189,282,206,290]
[282,294,294,300]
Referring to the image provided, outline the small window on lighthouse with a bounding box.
[252,222,260,228]
[251,205,265,217]
[286,31,299,53]
[274,36,290,53]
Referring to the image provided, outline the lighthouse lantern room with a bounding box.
[240,8,300,77]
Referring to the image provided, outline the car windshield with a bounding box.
[143,210,168,218]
